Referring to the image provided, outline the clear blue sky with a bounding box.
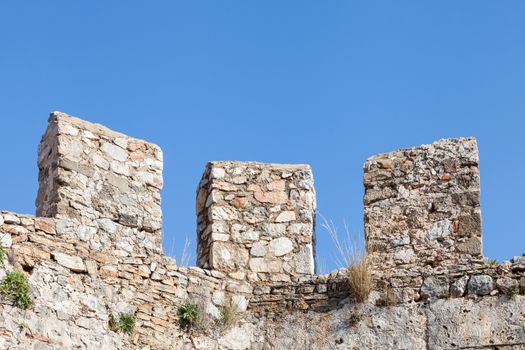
[1,2,524,272]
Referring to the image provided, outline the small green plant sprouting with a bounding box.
[0,246,6,265]
[0,233,9,265]
[486,259,498,267]
[349,312,362,327]
[177,303,199,329]
[506,285,519,299]
[118,314,135,335]
[0,271,32,309]
[18,323,28,332]
[109,313,135,335]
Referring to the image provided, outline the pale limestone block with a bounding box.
[268,237,293,257]
[101,142,128,161]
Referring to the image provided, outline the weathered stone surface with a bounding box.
[210,167,225,179]
[252,185,288,204]
[3,213,20,225]
[263,223,286,237]
[218,323,254,350]
[497,277,518,294]
[450,275,469,297]
[457,236,482,255]
[34,217,56,234]
[342,304,427,349]
[211,243,249,271]
[427,297,525,349]
[210,206,238,221]
[468,275,494,296]
[420,276,449,300]
[394,247,415,264]
[193,336,218,350]
[249,258,281,273]
[268,237,293,257]
[101,142,128,162]
[270,304,427,350]
[427,219,451,240]
[295,244,314,275]
[52,251,86,272]
[250,242,266,257]
[275,211,296,223]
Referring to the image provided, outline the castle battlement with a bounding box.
[0,112,523,350]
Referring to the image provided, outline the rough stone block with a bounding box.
[427,297,525,348]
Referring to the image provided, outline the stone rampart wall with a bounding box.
[0,112,523,350]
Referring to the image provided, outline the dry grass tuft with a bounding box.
[347,258,372,303]
[178,237,192,267]
[165,236,192,267]
[320,214,373,303]
[218,298,241,330]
